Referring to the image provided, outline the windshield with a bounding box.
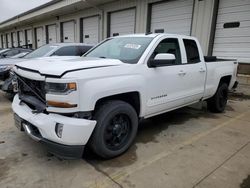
[24,44,58,58]
[85,37,153,64]
[0,49,9,54]
[11,52,29,58]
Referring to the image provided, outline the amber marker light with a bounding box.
[47,101,77,108]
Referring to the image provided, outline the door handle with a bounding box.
[199,68,206,73]
[178,70,186,76]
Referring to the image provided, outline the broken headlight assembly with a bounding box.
[45,82,77,95]
[45,82,78,108]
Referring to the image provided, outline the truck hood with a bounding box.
[16,57,124,77]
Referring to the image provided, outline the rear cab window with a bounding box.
[183,39,200,64]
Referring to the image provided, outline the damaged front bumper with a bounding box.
[12,95,97,159]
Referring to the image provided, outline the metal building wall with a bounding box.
[0,0,216,55]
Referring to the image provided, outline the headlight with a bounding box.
[45,82,77,94]
[0,64,14,71]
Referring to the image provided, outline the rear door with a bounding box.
[181,38,206,103]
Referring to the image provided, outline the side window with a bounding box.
[152,38,182,65]
[183,39,200,64]
[53,46,77,56]
[3,49,18,57]
[76,46,92,56]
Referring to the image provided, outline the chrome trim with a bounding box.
[23,123,41,142]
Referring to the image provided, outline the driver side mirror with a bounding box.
[148,53,176,68]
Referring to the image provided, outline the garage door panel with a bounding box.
[213,0,250,62]
[214,43,250,49]
[219,0,250,8]
[36,27,44,48]
[153,6,193,18]
[12,32,17,47]
[216,20,250,29]
[62,21,75,43]
[110,9,135,36]
[26,29,32,45]
[111,16,135,25]
[213,52,250,58]
[151,14,192,24]
[7,34,11,47]
[217,11,250,23]
[150,0,193,35]
[218,4,250,14]
[214,36,250,44]
[152,0,193,12]
[214,47,250,53]
[111,20,135,27]
[47,25,57,44]
[82,16,99,44]
[2,36,6,48]
[214,27,250,37]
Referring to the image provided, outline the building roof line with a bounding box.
[0,0,62,25]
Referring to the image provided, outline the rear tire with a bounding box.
[89,100,138,159]
[207,83,228,113]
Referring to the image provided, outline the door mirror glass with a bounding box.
[149,53,176,67]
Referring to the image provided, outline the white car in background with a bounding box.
[0,43,93,93]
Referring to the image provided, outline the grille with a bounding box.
[17,75,46,101]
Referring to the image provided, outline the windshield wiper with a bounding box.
[99,56,107,59]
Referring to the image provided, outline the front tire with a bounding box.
[207,83,228,113]
[89,100,138,159]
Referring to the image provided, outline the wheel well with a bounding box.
[219,75,232,86]
[95,92,141,115]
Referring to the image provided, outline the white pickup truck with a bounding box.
[12,34,238,159]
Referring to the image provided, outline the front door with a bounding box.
[145,38,187,116]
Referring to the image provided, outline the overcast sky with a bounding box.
[0,0,52,22]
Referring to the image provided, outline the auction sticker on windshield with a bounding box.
[124,44,141,50]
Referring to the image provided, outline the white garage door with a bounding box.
[12,32,17,47]
[150,0,194,35]
[7,33,11,48]
[62,21,75,42]
[82,16,99,44]
[2,35,6,48]
[36,27,44,48]
[213,0,250,63]
[47,24,57,44]
[26,29,32,45]
[18,31,24,46]
[110,8,136,37]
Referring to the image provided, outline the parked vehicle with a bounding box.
[0,48,32,59]
[0,43,93,93]
[12,34,238,159]
[0,49,10,56]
